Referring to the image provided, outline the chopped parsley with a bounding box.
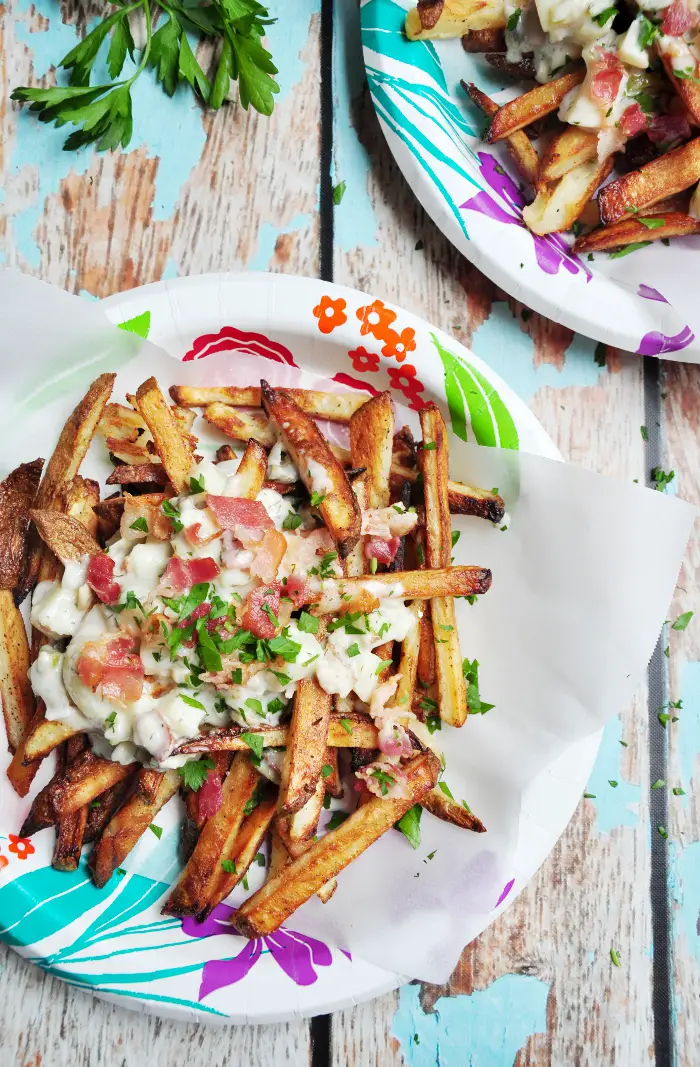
[608,242,652,259]
[321,764,333,779]
[309,490,326,508]
[608,780,618,788]
[640,425,648,441]
[637,217,665,230]
[422,441,437,451]
[425,714,441,734]
[674,68,700,84]
[369,557,378,574]
[231,668,243,684]
[189,474,206,494]
[339,718,353,735]
[451,531,461,549]
[149,823,163,839]
[371,768,396,796]
[241,730,265,761]
[672,611,693,631]
[332,180,347,205]
[326,810,349,831]
[462,658,494,714]
[177,757,216,791]
[506,7,521,30]
[592,5,616,25]
[255,852,266,866]
[268,632,302,663]
[221,859,237,874]
[583,792,596,799]
[396,803,422,848]
[308,551,338,579]
[283,511,303,531]
[129,516,149,533]
[262,603,279,628]
[638,14,661,49]
[658,825,669,840]
[269,669,290,686]
[104,711,117,730]
[610,948,622,968]
[245,698,263,717]
[180,694,206,711]
[673,786,686,796]
[438,781,454,800]
[297,611,319,634]
[416,543,425,566]
[347,643,360,658]
[651,467,675,491]
[162,499,184,532]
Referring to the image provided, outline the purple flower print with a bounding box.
[636,325,695,356]
[637,284,669,304]
[181,904,333,1000]
[461,153,592,281]
[495,878,515,907]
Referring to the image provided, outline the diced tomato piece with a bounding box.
[242,584,281,639]
[196,768,223,819]
[250,528,287,583]
[206,496,273,545]
[662,0,694,35]
[620,103,648,139]
[86,554,121,605]
[365,536,400,564]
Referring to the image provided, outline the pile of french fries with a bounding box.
[406,0,700,254]
[1,368,503,935]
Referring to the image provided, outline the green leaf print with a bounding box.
[432,333,519,449]
[118,310,151,339]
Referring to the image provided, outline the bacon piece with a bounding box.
[77,635,145,705]
[250,528,287,583]
[662,0,694,36]
[196,766,224,820]
[188,557,220,585]
[160,556,219,594]
[281,527,338,575]
[242,584,281,639]
[183,522,220,547]
[620,103,649,139]
[284,575,313,607]
[365,536,400,564]
[86,554,121,605]
[590,52,624,106]
[206,496,273,545]
[120,494,172,541]
[176,603,210,627]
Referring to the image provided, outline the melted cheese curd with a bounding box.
[29,448,420,779]
[504,0,700,159]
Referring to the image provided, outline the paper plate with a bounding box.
[361,0,700,360]
[0,273,601,1023]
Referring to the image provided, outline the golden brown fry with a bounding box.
[343,474,370,578]
[203,795,278,917]
[484,51,537,80]
[286,777,326,844]
[133,377,194,494]
[105,437,154,465]
[174,713,380,755]
[50,750,136,816]
[268,826,290,880]
[573,212,700,253]
[0,459,43,597]
[83,771,139,844]
[94,492,166,541]
[444,481,505,523]
[485,70,584,142]
[18,716,78,763]
[537,126,598,187]
[312,566,492,614]
[106,463,168,486]
[278,677,332,816]
[599,137,700,224]
[461,27,504,51]
[0,590,35,753]
[405,0,505,38]
[523,157,613,235]
[232,439,268,499]
[89,769,179,888]
[417,605,437,689]
[53,734,90,872]
[658,45,700,126]
[163,753,259,917]
[234,751,441,938]
[462,81,539,186]
[29,510,102,563]
[98,402,146,442]
[349,391,394,508]
[203,404,276,448]
[419,405,468,728]
[394,602,422,711]
[422,787,487,832]
[322,746,343,799]
[261,381,361,558]
[172,385,367,422]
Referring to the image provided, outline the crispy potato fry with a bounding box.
[163,753,259,917]
[106,463,168,486]
[461,26,504,50]
[203,404,276,448]
[0,590,35,753]
[105,437,154,465]
[405,0,505,38]
[322,746,343,799]
[53,734,89,872]
[658,44,700,126]
[50,750,136,815]
[18,716,78,763]
[286,777,326,844]
[422,786,487,832]
[312,565,492,614]
[444,481,505,523]
[343,475,369,579]
[0,459,43,597]
[599,137,700,224]
[419,405,468,728]
[268,825,290,880]
[174,713,380,755]
[537,126,598,186]
[94,492,166,541]
[181,752,234,861]
[234,751,440,938]
[462,81,539,186]
[278,677,333,816]
[90,769,179,888]
[172,385,367,422]
[523,157,613,235]
[232,439,268,500]
[98,402,146,442]
[349,391,394,508]
[133,377,194,494]
[417,603,437,689]
[394,602,422,711]
[83,771,139,844]
[485,70,584,142]
[204,795,278,916]
[484,51,536,80]
[29,510,101,562]
[573,212,700,253]
[261,381,361,558]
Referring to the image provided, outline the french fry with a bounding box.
[163,753,259,917]
[484,52,536,81]
[133,377,194,494]
[29,510,102,562]
[417,607,437,688]
[599,137,700,224]
[93,492,166,541]
[174,713,380,755]
[322,746,343,799]
[0,590,35,753]
[17,717,78,763]
[349,391,394,508]
[106,463,168,486]
[268,825,290,880]
[98,402,146,442]
[83,771,139,844]
[443,481,505,523]
[234,751,441,938]
[311,565,492,614]
[278,677,332,816]
[203,404,276,448]
[405,0,506,39]
[105,437,154,465]
[462,81,539,186]
[461,27,504,51]
[657,44,700,126]
[485,70,584,142]
[388,480,413,573]
[573,212,700,254]
[537,126,598,187]
[203,795,277,917]
[285,777,326,844]
[50,750,136,815]
[53,734,89,872]
[89,769,179,888]
[171,385,367,422]
[422,787,486,832]
[419,405,468,728]
[0,459,43,598]
[394,602,422,711]
[261,381,361,558]
[232,439,268,499]
[522,157,613,235]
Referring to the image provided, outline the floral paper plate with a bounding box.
[0,273,600,1023]
[361,0,700,359]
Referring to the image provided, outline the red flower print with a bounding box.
[184,326,297,365]
[0,853,8,872]
[8,834,35,860]
[356,300,397,341]
[348,346,380,374]
[387,364,428,411]
[313,296,347,334]
[380,327,416,363]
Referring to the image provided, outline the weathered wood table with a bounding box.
[1,1,697,1064]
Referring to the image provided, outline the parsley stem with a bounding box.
[127,0,153,83]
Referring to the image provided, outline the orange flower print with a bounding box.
[0,853,8,873]
[348,346,380,374]
[313,296,347,334]
[380,327,416,363]
[8,834,35,860]
[387,364,428,411]
[356,300,397,341]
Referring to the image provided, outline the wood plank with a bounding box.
[0,942,312,1067]
[331,3,655,1062]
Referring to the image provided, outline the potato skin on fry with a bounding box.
[0,591,36,754]
[29,510,102,563]
[406,0,506,38]
[133,377,194,494]
[598,137,700,224]
[173,713,380,755]
[461,27,505,51]
[574,212,700,253]
[462,81,539,186]
[204,404,276,448]
[422,786,486,832]
[349,391,394,509]
[0,459,43,599]
[278,677,333,816]
[50,750,136,815]
[485,70,584,142]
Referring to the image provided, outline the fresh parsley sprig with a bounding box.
[11,0,279,152]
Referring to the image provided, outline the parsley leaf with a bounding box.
[608,242,652,259]
[507,8,521,30]
[321,764,333,779]
[149,823,163,839]
[637,217,665,230]
[283,511,303,530]
[162,499,184,532]
[221,859,237,874]
[592,5,617,25]
[339,718,353,735]
[241,731,265,761]
[177,757,216,791]
[180,693,206,711]
[396,803,422,848]
[326,810,349,831]
[297,611,319,634]
[672,611,693,631]
[104,710,117,730]
[651,467,675,491]
[462,658,495,714]
[129,516,149,533]
[309,490,326,508]
[638,14,661,49]
[189,473,206,494]
[332,180,347,205]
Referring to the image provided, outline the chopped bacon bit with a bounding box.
[284,575,314,607]
[250,528,287,584]
[86,554,121,605]
[662,0,695,36]
[620,103,648,139]
[242,584,281,639]
[281,526,338,574]
[160,556,219,594]
[365,536,401,564]
[206,496,273,545]
[121,496,172,541]
[188,557,220,584]
[590,51,624,107]
[77,635,144,705]
[196,767,224,819]
[176,603,210,627]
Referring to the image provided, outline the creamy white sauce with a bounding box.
[30,557,92,640]
[306,457,334,498]
[267,441,298,483]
